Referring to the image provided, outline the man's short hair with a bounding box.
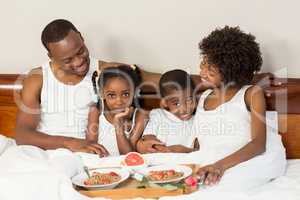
[41,19,79,51]
[159,69,195,97]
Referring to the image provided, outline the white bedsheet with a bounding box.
[0,134,299,200]
[0,135,143,200]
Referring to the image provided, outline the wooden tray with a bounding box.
[76,164,200,199]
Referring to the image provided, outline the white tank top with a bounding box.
[37,58,98,138]
[98,100,137,156]
[193,85,252,163]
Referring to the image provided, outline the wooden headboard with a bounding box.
[0,74,299,159]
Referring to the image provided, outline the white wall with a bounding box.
[1,0,299,77]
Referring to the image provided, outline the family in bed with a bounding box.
[15,19,285,188]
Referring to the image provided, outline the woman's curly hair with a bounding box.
[199,26,262,86]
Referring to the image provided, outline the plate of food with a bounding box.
[138,165,192,184]
[72,168,130,189]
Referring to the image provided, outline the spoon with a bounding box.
[83,166,91,178]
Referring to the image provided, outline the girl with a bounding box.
[86,65,148,156]
[194,26,286,187]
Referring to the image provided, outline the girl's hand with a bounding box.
[197,162,225,186]
[112,107,134,128]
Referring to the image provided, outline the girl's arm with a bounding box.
[129,110,149,150]
[198,86,267,185]
[113,107,134,154]
[85,104,109,156]
[86,104,101,142]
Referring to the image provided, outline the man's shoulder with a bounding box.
[22,67,43,91]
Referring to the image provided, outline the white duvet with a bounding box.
[0,135,90,200]
[0,133,299,200]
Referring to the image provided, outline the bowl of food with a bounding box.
[72,168,130,189]
[139,165,192,184]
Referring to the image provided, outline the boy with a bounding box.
[137,69,199,153]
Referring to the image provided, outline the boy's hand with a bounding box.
[167,145,194,153]
[153,144,171,153]
[136,138,165,153]
[197,162,225,185]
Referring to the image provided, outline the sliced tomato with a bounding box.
[167,169,175,176]
[124,152,145,166]
[109,171,118,176]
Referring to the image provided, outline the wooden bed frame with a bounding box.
[0,73,299,159]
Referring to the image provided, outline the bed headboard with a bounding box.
[0,73,299,159]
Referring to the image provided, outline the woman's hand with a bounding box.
[197,162,225,185]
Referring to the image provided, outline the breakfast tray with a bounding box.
[75,164,200,199]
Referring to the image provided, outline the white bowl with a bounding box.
[138,165,192,184]
[72,168,130,190]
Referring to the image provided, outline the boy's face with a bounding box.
[163,88,196,121]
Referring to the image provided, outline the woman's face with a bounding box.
[102,77,134,114]
[199,55,223,88]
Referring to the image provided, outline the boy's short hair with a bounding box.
[159,69,195,97]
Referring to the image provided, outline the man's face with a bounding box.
[47,30,90,76]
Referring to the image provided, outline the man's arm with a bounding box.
[15,68,106,154]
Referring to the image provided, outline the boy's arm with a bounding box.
[197,86,267,185]
[167,145,196,153]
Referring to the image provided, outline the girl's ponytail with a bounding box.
[91,70,101,108]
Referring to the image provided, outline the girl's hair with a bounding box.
[199,26,262,86]
[92,64,142,108]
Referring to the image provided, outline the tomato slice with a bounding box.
[109,171,118,176]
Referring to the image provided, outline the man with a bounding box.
[15,19,161,155]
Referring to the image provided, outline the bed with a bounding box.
[0,73,299,200]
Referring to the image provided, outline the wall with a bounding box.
[1,0,299,77]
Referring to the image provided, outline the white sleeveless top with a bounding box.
[37,58,98,139]
[98,103,137,156]
[193,86,252,163]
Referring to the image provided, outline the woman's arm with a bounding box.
[198,86,267,185]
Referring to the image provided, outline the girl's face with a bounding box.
[102,77,134,113]
[199,55,223,88]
